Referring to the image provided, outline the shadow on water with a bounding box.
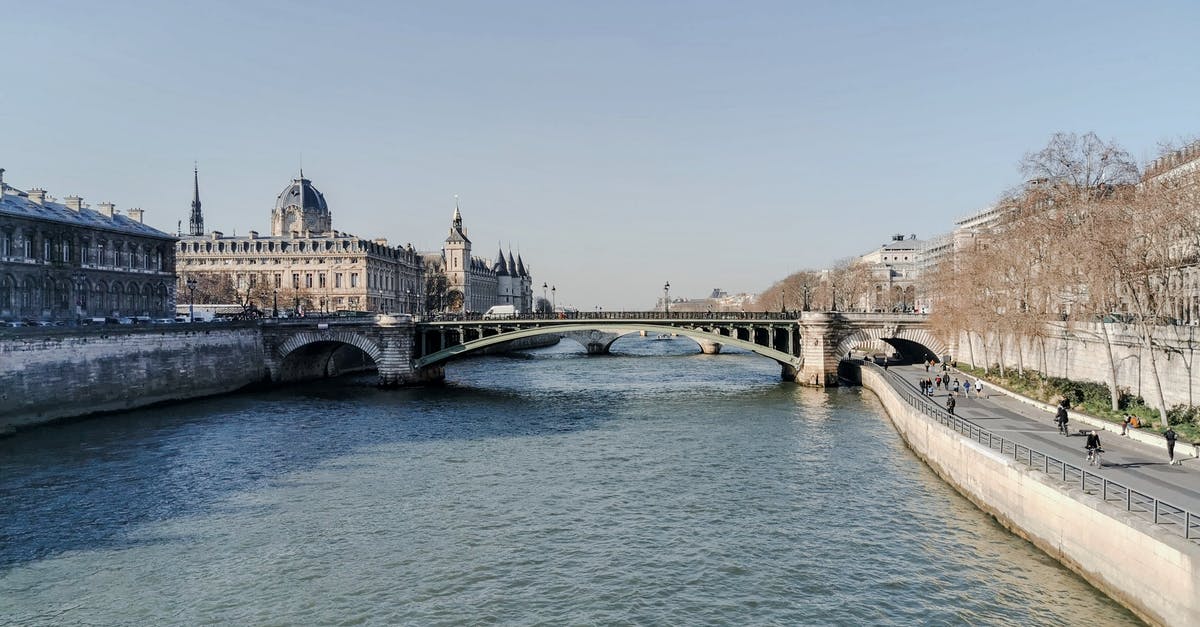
[0,338,785,571]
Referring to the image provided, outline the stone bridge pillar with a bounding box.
[696,338,722,354]
[561,330,622,355]
[372,316,444,386]
[798,313,844,387]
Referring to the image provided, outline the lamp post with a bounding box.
[405,288,412,315]
[663,281,670,315]
[802,285,811,312]
[186,277,197,322]
[551,285,556,313]
[830,282,837,312]
[272,288,278,318]
[542,282,548,315]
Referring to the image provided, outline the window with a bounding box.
[274,274,281,288]
[292,273,300,289]
[305,273,313,288]
[335,273,342,288]
[0,231,10,257]
[43,238,52,261]
[318,273,326,288]
[62,241,72,263]
[350,272,358,288]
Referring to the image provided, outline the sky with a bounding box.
[2,0,1198,309]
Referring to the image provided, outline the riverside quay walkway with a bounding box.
[879,362,1200,542]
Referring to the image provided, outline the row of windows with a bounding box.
[0,230,167,271]
[181,238,422,261]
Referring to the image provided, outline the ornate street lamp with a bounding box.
[551,285,556,313]
[186,277,197,322]
[272,288,278,318]
[802,285,811,312]
[663,281,670,315]
[542,282,548,315]
[71,271,86,321]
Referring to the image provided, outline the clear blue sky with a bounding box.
[3,1,1197,309]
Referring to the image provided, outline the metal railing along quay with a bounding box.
[867,362,1200,542]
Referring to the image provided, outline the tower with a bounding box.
[444,200,471,311]
[189,166,204,236]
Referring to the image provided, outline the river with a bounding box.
[0,336,1138,625]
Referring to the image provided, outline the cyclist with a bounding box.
[1085,430,1103,466]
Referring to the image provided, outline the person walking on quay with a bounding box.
[1165,426,1179,465]
[952,378,960,394]
[1055,401,1069,436]
[925,361,930,372]
[975,378,985,399]
[946,395,956,415]
[935,375,942,389]
[963,379,972,398]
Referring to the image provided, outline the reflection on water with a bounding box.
[0,336,1138,625]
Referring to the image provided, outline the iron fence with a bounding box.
[868,362,1199,542]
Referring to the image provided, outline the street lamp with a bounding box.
[272,288,278,318]
[802,285,811,312]
[542,282,548,315]
[663,281,670,314]
[71,271,86,321]
[830,282,837,312]
[186,277,197,322]
[405,288,412,315]
[551,285,556,313]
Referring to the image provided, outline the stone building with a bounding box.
[431,205,533,313]
[175,170,424,315]
[0,169,177,322]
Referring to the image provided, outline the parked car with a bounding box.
[2,320,25,328]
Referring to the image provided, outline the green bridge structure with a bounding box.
[259,311,944,387]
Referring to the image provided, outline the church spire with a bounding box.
[188,164,204,236]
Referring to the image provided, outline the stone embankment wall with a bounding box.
[859,365,1198,627]
[958,322,1200,408]
[1,324,267,431]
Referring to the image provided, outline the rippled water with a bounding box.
[0,337,1138,625]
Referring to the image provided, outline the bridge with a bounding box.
[258,311,943,387]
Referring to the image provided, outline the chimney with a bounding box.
[127,208,145,223]
[65,196,84,211]
[27,188,47,205]
[248,230,258,239]
[98,202,115,218]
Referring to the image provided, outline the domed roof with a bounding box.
[274,173,328,213]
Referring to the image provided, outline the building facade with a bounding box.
[430,206,534,314]
[175,171,424,316]
[0,169,177,322]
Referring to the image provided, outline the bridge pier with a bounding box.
[696,339,722,355]
[561,330,622,355]
[798,313,843,387]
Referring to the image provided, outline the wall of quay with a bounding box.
[957,322,1200,408]
[1,324,268,432]
[859,365,1198,627]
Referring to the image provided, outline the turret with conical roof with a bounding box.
[493,246,509,275]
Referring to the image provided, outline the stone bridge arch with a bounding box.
[271,329,384,383]
[834,326,947,362]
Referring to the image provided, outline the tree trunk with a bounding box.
[1097,320,1122,411]
[1137,321,1170,427]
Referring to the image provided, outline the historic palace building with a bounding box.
[0,169,177,322]
[175,170,425,315]
[433,205,534,313]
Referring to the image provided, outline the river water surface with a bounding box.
[0,337,1138,625]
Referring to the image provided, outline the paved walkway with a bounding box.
[884,363,1200,519]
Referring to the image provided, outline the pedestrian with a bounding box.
[963,379,972,398]
[925,361,930,372]
[1055,401,1069,436]
[975,378,985,399]
[952,378,960,393]
[1121,414,1131,436]
[946,395,956,415]
[1165,426,1179,465]
[935,375,942,389]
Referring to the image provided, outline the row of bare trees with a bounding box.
[754,260,876,313]
[925,132,1199,424]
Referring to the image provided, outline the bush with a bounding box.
[1167,404,1200,427]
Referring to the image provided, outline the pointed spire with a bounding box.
[494,245,508,275]
[188,164,204,236]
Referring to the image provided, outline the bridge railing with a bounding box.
[865,361,1200,543]
[422,311,801,322]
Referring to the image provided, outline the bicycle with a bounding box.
[1086,446,1104,467]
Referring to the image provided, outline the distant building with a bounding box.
[856,233,948,312]
[0,169,177,322]
[430,205,533,313]
[175,170,425,315]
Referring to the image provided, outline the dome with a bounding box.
[274,174,328,213]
